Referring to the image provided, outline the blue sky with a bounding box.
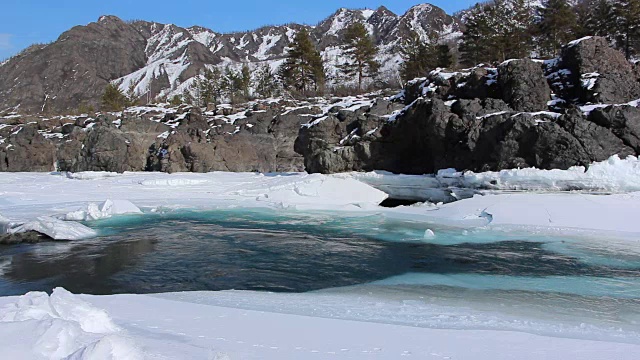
[0,1,478,60]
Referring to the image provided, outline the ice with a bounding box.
[227,173,388,210]
[66,335,143,360]
[390,191,640,237]
[0,289,630,359]
[373,273,640,299]
[7,216,97,240]
[64,199,143,221]
[340,155,640,203]
[65,171,122,180]
[0,288,139,360]
[0,172,387,240]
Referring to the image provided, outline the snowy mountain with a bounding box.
[0,4,462,113]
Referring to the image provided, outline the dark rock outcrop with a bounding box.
[11,104,308,174]
[296,98,639,174]
[0,126,56,172]
[498,59,551,112]
[587,105,640,152]
[559,36,640,104]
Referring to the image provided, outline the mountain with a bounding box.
[0,4,462,113]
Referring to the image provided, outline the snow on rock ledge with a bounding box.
[0,288,142,360]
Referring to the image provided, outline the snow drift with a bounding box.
[0,288,141,360]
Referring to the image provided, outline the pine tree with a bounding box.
[280,29,325,95]
[435,44,454,68]
[339,22,380,92]
[253,63,278,98]
[125,83,139,106]
[486,0,511,61]
[459,4,494,66]
[224,64,251,101]
[191,67,226,108]
[612,0,640,59]
[240,64,251,98]
[101,83,129,111]
[580,0,615,39]
[182,88,194,105]
[507,0,535,59]
[536,0,578,57]
[169,95,182,106]
[399,32,435,82]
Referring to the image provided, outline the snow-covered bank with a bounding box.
[384,191,640,240]
[4,156,640,240]
[0,288,638,360]
[339,155,640,202]
[0,172,387,240]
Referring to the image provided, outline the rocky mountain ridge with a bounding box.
[0,4,462,114]
[2,36,640,179]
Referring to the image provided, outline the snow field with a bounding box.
[2,289,639,360]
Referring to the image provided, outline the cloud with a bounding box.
[0,34,13,50]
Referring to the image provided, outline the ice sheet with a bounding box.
[0,172,387,240]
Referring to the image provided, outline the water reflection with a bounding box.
[0,238,155,294]
[0,210,638,297]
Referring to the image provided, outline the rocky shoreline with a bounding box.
[2,37,640,175]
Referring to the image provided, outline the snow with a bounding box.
[513,111,563,119]
[6,216,97,240]
[579,98,640,114]
[0,288,142,360]
[360,9,375,20]
[327,8,351,36]
[63,199,143,222]
[581,72,600,90]
[477,110,509,119]
[393,191,640,238]
[115,24,193,97]
[3,156,640,357]
[567,36,593,47]
[3,155,640,241]
[386,98,419,122]
[189,28,217,48]
[340,155,640,203]
[0,172,387,240]
[0,288,638,360]
[336,155,640,239]
[254,33,282,60]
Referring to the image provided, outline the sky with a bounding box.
[0,1,479,60]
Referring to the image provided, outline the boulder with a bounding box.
[498,59,551,112]
[560,36,640,103]
[0,126,56,172]
[587,105,640,152]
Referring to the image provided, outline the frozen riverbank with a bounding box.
[0,288,638,360]
[3,156,640,241]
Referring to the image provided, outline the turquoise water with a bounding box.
[0,208,639,338]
